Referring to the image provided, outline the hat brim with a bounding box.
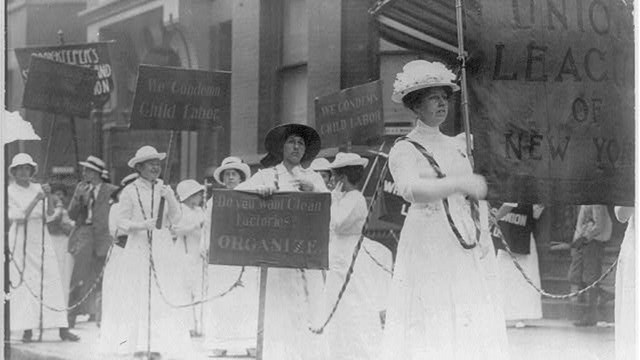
[9,162,38,175]
[179,186,205,201]
[262,124,321,167]
[78,161,104,174]
[329,158,369,169]
[391,82,460,104]
[213,163,251,186]
[127,153,167,168]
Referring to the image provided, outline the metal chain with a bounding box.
[8,214,34,289]
[490,214,618,299]
[362,245,393,276]
[147,241,246,308]
[307,160,390,335]
[7,244,113,312]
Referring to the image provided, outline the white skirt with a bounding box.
[496,235,542,321]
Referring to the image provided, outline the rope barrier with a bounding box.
[307,160,390,335]
[490,214,618,300]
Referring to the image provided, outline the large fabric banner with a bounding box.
[466,0,634,205]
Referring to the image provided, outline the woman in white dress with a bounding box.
[324,152,382,359]
[102,146,194,359]
[99,173,138,355]
[173,179,207,335]
[47,187,75,306]
[235,123,329,360]
[614,206,635,360]
[204,156,259,357]
[7,153,78,342]
[380,60,509,359]
[493,203,543,326]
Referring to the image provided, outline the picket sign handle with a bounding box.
[361,142,386,192]
[256,266,268,360]
[156,131,176,229]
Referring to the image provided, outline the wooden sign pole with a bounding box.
[255,266,268,360]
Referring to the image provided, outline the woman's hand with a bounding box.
[159,185,175,199]
[291,178,314,192]
[141,218,157,231]
[255,185,276,197]
[458,174,487,200]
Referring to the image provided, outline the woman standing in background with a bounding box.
[204,156,259,357]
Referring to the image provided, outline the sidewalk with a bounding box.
[6,319,614,360]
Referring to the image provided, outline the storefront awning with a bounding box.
[369,0,460,59]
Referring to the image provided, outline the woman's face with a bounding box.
[282,135,306,166]
[137,159,162,181]
[222,169,242,189]
[12,164,34,183]
[415,88,450,126]
[318,171,332,188]
[184,191,204,207]
[53,190,66,207]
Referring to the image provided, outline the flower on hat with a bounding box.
[391,60,460,103]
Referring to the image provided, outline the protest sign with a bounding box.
[465,0,634,205]
[315,80,384,148]
[22,55,97,118]
[15,42,114,107]
[209,190,330,269]
[379,164,410,227]
[130,65,231,131]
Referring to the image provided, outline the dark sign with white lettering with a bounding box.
[22,55,97,117]
[15,42,114,107]
[130,65,231,131]
[315,80,384,148]
[209,190,330,269]
[466,0,634,205]
[379,165,410,227]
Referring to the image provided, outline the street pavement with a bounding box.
[6,319,615,360]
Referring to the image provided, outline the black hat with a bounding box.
[260,123,321,168]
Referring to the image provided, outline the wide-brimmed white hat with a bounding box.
[79,155,106,174]
[329,152,369,169]
[310,158,331,172]
[176,179,205,201]
[391,60,460,103]
[9,153,38,175]
[213,156,251,186]
[127,146,167,168]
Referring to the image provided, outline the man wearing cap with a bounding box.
[67,155,118,327]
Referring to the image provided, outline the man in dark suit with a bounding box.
[67,156,117,327]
